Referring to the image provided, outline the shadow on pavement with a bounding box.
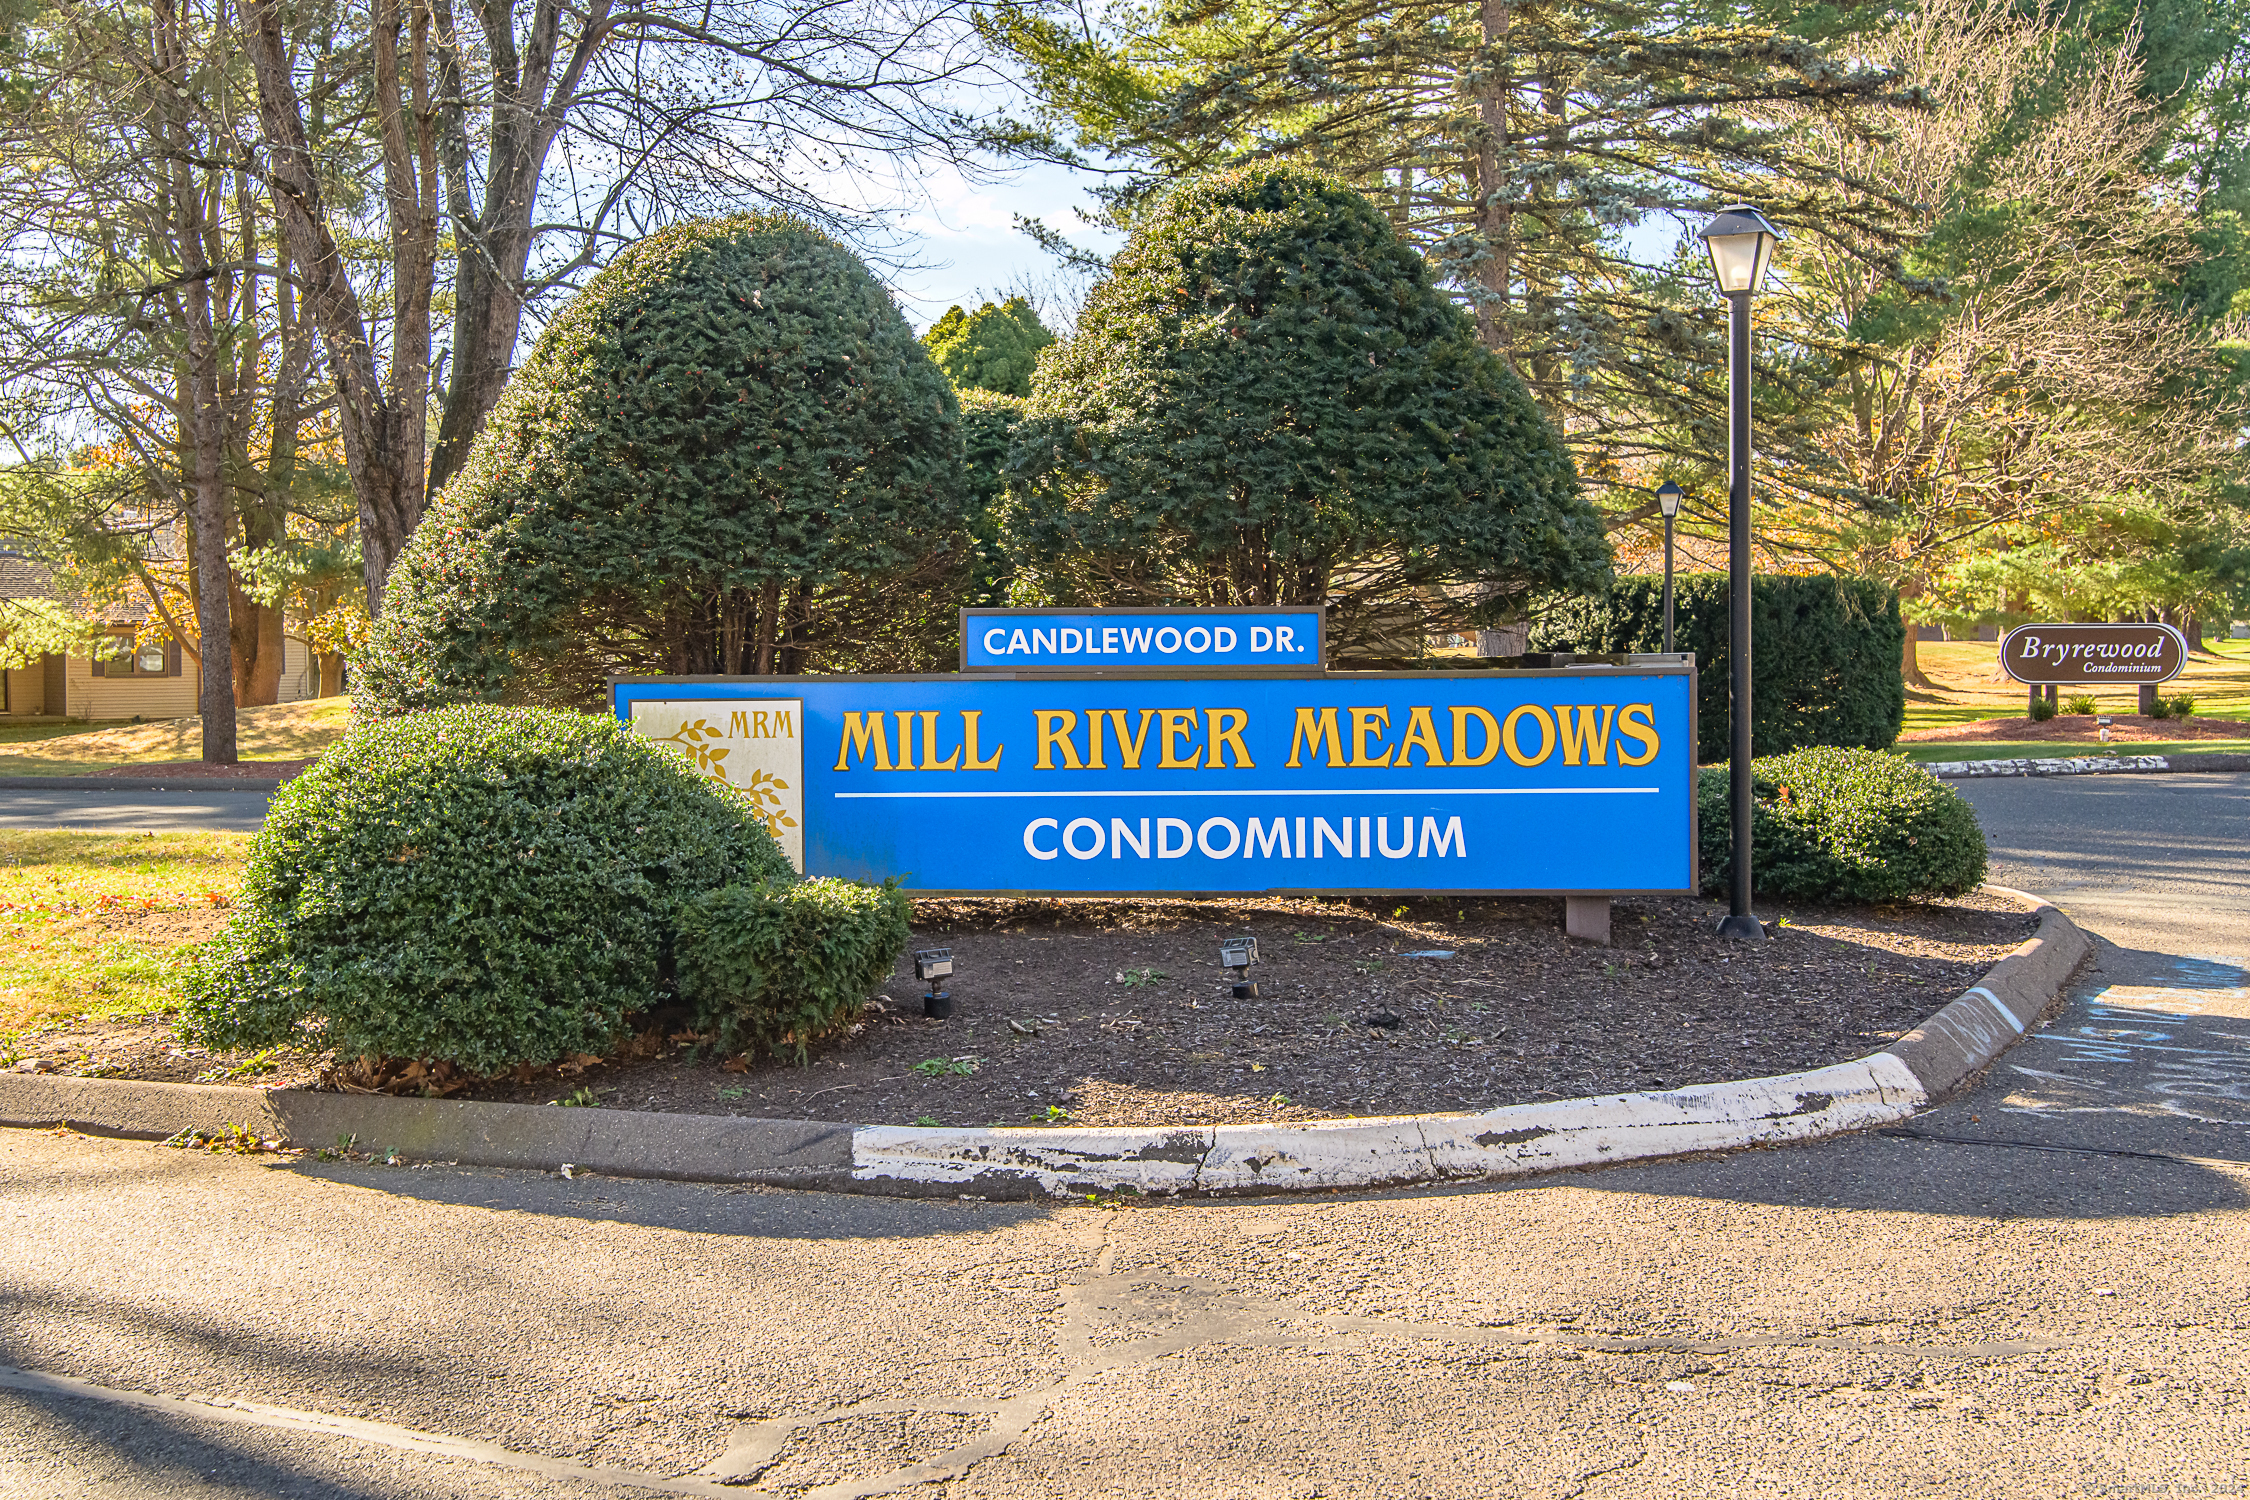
[1508,1122,2250,1220]
[0,1383,401,1499]
[286,1157,1052,1239]
[287,1121,2250,1231]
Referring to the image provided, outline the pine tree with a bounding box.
[988,0,1917,512]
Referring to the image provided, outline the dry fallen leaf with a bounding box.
[722,1056,750,1074]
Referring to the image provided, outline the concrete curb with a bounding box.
[0,777,285,793]
[1919,753,2250,779]
[0,887,2087,1199]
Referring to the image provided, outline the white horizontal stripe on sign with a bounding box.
[833,786,1660,800]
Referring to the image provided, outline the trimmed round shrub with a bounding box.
[177,706,793,1072]
[676,877,914,1060]
[356,213,967,711]
[1697,746,1988,903]
[1002,166,1610,653]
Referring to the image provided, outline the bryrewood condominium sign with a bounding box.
[615,664,1696,896]
[962,607,1325,670]
[1999,623,2188,686]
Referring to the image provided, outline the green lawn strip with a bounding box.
[0,698,351,775]
[0,721,136,748]
[1900,702,2009,733]
[0,830,250,1041]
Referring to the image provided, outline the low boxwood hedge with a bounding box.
[176,706,855,1073]
[1697,746,1987,903]
[676,876,914,1060]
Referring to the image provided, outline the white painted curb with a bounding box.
[1921,755,2168,778]
[850,1054,1930,1197]
[846,887,2088,1198]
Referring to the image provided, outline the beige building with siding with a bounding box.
[1,552,323,720]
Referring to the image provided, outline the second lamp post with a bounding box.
[1655,479,1682,654]
[1698,204,1784,943]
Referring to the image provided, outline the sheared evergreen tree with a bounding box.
[958,388,1026,607]
[1003,166,1609,655]
[357,214,967,710]
[921,297,1057,396]
[986,0,1916,512]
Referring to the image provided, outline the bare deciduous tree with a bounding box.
[241,0,1001,614]
[0,0,336,758]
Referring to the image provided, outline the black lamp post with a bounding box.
[1656,480,1683,654]
[1698,204,1784,943]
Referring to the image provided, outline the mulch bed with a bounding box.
[13,892,2034,1128]
[1899,714,2242,743]
[82,758,316,780]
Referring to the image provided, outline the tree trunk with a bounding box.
[153,0,236,763]
[423,0,612,499]
[427,224,533,498]
[230,590,286,707]
[1472,0,1512,351]
[317,652,345,697]
[1900,625,1932,690]
[245,0,434,618]
[753,580,781,674]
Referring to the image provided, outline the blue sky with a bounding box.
[879,157,1121,333]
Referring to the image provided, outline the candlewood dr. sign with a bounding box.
[1999,623,2187,685]
[961,607,1325,671]
[615,667,1695,896]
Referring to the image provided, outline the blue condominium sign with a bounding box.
[615,665,1695,896]
[962,607,1324,670]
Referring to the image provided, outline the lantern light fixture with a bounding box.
[1697,205,1785,296]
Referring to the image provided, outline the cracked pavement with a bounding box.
[0,774,2245,1497]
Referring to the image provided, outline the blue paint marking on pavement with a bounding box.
[2004,953,2250,1128]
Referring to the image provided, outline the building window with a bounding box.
[136,640,167,674]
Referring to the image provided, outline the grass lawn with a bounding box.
[1899,637,2250,740]
[0,696,352,776]
[0,719,136,747]
[0,829,249,1045]
[1890,740,2249,764]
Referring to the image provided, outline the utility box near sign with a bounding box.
[615,659,1697,899]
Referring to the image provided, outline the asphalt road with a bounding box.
[0,786,273,834]
[1,774,2245,1497]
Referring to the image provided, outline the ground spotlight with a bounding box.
[914,948,955,1020]
[1221,937,1259,999]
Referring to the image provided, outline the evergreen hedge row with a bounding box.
[1531,574,1905,761]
